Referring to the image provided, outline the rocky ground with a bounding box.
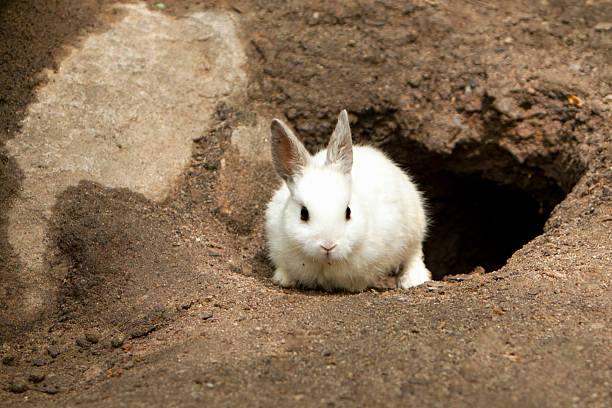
[0,1,610,407]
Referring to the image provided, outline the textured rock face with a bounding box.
[4,3,246,318]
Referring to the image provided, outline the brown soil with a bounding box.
[1,1,611,407]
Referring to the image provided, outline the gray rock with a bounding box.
[47,346,60,359]
[109,336,125,349]
[7,380,28,393]
[2,355,16,366]
[4,3,247,323]
[28,372,46,383]
[594,22,612,32]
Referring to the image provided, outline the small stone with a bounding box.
[201,313,214,321]
[364,19,386,27]
[517,125,535,138]
[594,22,612,32]
[7,380,28,393]
[129,324,157,339]
[385,49,399,58]
[85,332,99,344]
[407,73,422,88]
[181,300,192,310]
[569,63,581,71]
[494,97,520,120]
[286,108,298,119]
[2,355,16,366]
[590,101,605,115]
[472,266,486,274]
[47,346,60,359]
[464,97,482,113]
[110,336,125,349]
[503,36,514,44]
[76,337,90,348]
[402,4,417,14]
[28,372,46,383]
[31,357,48,367]
[207,248,222,257]
[41,385,61,395]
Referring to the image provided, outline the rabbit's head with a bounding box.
[270,111,365,262]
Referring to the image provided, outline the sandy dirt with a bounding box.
[1,1,611,407]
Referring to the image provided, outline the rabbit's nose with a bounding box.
[320,241,337,252]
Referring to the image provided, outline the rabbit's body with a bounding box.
[265,110,430,292]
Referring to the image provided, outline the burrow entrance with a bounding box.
[385,141,569,280]
[418,170,564,279]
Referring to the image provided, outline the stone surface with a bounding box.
[5,3,246,318]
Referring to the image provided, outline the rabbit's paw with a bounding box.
[397,258,430,289]
[272,268,295,288]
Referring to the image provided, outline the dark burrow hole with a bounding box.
[386,142,568,280]
[418,171,560,280]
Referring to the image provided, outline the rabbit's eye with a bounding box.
[345,206,351,220]
[300,206,309,222]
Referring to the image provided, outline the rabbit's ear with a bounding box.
[270,119,311,184]
[326,110,353,174]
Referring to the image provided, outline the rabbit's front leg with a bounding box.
[272,268,296,288]
[397,245,430,289]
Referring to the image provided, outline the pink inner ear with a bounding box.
[271,120,308,181]
[274,133,293,176]
[325,110,353,174]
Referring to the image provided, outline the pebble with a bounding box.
[181,300,193,310]
[464,97,482,113]
[7,380,28,393]
[76,337,90,348]
[31,357,48,367]
[402,4,417,14]
[594,22,612,32]
[2,355,16,366]
[407,74,422,88]
[364,19,386,27]
[494,97,520,120]
[129,324,157,339]
[110,336,125,349]
[201,313,214,320]
[28,372,46,383]
[47,346,60,359]
[85,332,99,344]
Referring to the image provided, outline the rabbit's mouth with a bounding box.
[314,249,345,264]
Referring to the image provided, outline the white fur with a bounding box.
[265,111,430,292]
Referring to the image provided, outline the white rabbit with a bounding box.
[265,110,430,292]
